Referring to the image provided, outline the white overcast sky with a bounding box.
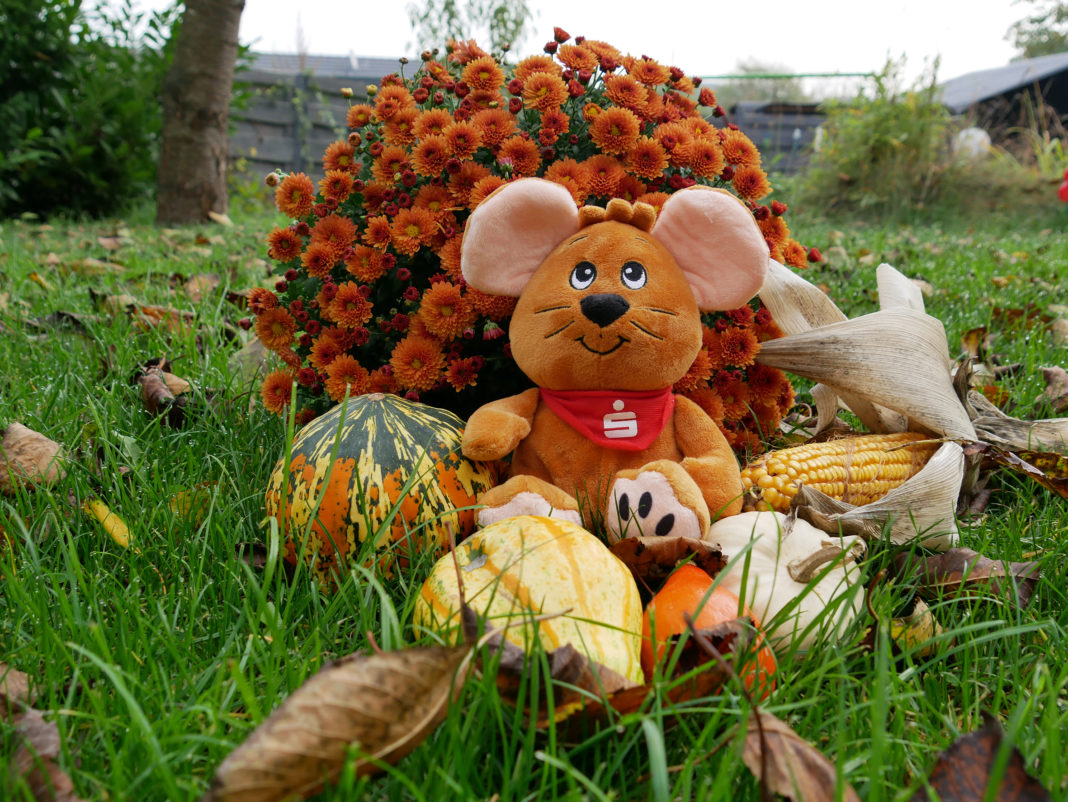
[133,1,1024,87]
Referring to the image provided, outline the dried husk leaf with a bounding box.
[759,261,902,433]
[792,442,964,550]
[893,548,1041,608]
[810,383,843,436]
[608,536,725,587]
[876,263,926,313]
[742,709,861,802]
[967,390,1068,454]
[1,423,66,496]
[756,309,977,441]
[205,644,474,802]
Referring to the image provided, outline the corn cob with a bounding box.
[741,432,940,513]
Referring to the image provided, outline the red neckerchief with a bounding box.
[539,388,675,451]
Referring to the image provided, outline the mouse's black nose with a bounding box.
[580,293,630,327]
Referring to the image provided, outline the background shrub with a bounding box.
[0,0,179,218]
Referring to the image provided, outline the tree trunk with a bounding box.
[156,0,245,224]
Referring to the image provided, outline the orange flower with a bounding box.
[634,191,670,214]
[384,108,418,146]
[319,170,354,203]
[616,175,647,202]
[472,108,516,146]
[557,44,598,71]
[462,56,504,91]
[345,245,388,282]
[589,107,641,155]
[418,281,476,340]
[496,136,541,177]
[374,84,415,120]
[468,175,508,208]
[782,239,808,268]
[391,207,437,256]
[390,335,445,391]
[545,158,591,205]
[468,287,516,320]
[448,161,492,206]
[538,109,569,145]
[275,173,315,219]
[309,333,343,371]
[604,74,647,114]
[412,135,451,177]
[522,72,568,111]
[413,184,453,218]
[721,129,761,167]
[301,242,337,278]
[718,326,760,367]
[688,138,725,179]
[582,40,623,65]
[247,287,279,314]
[757,214,788,250]
[414,108,453,138]
[368,367,398,395]
[361,181,390,213]
[626,136,668,181]
[324,355,370,401]
[311,213,357,257]
[664,91,697,118]
[447,38,490,65]
[261,370,294,414]
[584,154,625,197]
[654,122,695,167]
[329,282,373,329]
[687,387,725,424]
[444,121,482,159]
[625,55,671,85]
[686,117,717,139]
[466,88,505,111]
[267,227,302,262]
[323,141,356,172]
[641,88,665,123]
[445,357,480,391]
[255,307,297,351]
[714,373,751,422]
[362,215,393,249]
[673,349,713,393]
[746,363,791,410]
[436,235,465,281]
[671,75,696,95]
[582,103,602,123]
[346,104,374,129]
[514,54,561,82]
[372,145,409,183]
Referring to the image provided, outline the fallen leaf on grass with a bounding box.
[174,273,222,303]
[1041,366,1068,413]
[888,599,945,657]
[910,713,1051,801]
[132,364,189,428]
[1,663,35,714]
[208,211,233,226]
[89,289,195,334]
[1,423,66,496]
[203,643,476,802]
[893,548,1040,608]
[62,257,124,277]
[8,707,84,801]
[987,448,1068,499]
[27,272,55,291]
[608,536,725,590]
[82,498,131,549]
[991,304,1052,331]
[742,709,861,802]
[96,235,125,251]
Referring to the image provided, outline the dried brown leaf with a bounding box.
[1,423,66,496]
[742,709,861,802]
[608,536,726,589]
[1,662,35,716]
[910,713,1051,801]
[204,644,474,802]
[208,211,233,226]
[892,548,1040,608]
[960,327,992,361]
[96,236,123,251]
[135,367,187,427]
[1041,366,1068,413]
[181,273,222,303]
[10,707,84,801]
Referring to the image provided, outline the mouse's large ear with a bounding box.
[652,186,768,311]
[461,178,579,297]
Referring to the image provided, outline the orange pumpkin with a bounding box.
[264,393,497,583]
[641,564,776,697]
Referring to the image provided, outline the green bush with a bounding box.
[0,0,180,219]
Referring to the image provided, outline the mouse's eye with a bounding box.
[570,261,596,290]
[620,261,647,290]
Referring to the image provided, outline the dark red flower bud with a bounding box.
[807,247,823,263]
[683,176,697,188]
[669,66,684,81]
[312,203,330,217]
[454,81,470,98]
[433,91,445,104]
[401,170,417,187]
[396,267,411,280]
[720,165,735,181]
[462,328,474,339]
[358,284,372,298]
[753,205,771,220]
[771,200,788,216]
[569,134,579,145]
[575,36,585,44]
[507,77,523,95]
[668,174,686,190]
[693,76,702,87]
[567,79,584,98]
[321,283,338,300]
[238,317,253,330]
[392,313,410,331]
[397,193,413,208]
[404,390,420,401]
[369,141,384,156]
[381,253,397,269]
[561,68,573,81]
[298,332,312,348]
[420,75,435,88]
[325,197,339,210]
[445,157,463,174]
[297,367,317,386]
[508,96,523,113]
[544,41,558,54]
[727,122,739,131]
[540,146,556,161]
[274,280,288,292]
[384,203,399,216]
[444,79,455,92]
[413,87,429,103]
[353,327,370,345]
[403,286,419,301]
[306,319,321,335]
[715,318,729,331]
[352,179,365,192]
[600,57,617,71]
[713,104,725,117]
[284,268,299,281]
[553,26,570,42]
[577,68,592,84]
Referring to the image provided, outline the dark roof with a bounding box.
[249,51,414,81]
[939,51,1068,113]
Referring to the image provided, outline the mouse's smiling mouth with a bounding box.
[576,335,628,355]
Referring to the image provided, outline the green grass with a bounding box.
[1,199,1067,800]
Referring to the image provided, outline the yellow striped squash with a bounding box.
[415,515,644,685]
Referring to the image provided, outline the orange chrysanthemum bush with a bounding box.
[252,31,819,452]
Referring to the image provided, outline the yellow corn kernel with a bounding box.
[740,432,939,513]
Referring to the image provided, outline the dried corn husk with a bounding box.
[755,309,977,441]
[791,441,965,550]
[876,263,926,313]
[966,391,1068,455]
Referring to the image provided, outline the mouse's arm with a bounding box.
[673,395,745,519]
[461,388,540,461]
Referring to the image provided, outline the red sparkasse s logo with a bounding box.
[539,388,676,451]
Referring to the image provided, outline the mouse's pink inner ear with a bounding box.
[460,178,580,297]
[652,187,769,311]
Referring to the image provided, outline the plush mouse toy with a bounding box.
[459,178,769,542]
